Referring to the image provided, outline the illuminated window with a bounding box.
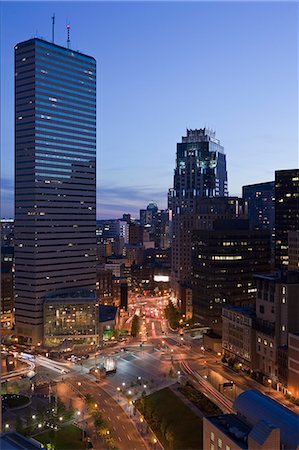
[211,432,214,442]
[218,438,222,448]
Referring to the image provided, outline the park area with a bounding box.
[34,424,86,450]
[137,387,203,450]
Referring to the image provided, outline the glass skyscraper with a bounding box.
[14,38,96,345]
[169,128,228,300]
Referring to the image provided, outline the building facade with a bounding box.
[1,246,14,331]
[14,38,96,345]
[170,128,228,299]
[192,219,270,333]
[275,169,299,268]
[242,181,275,231]
[288,333,299,399]
[222,305,258,370]
[254,271,299,383]
[288,230,299,270]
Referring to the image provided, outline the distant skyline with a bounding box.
[1,1,298,219]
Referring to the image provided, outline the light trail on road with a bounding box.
[180,360,233,413]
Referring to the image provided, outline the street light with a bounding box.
[32,415,36,419]
[77,382,81,387]
[38,423,42,428]
[5,424,9,429]
[94,403,98,408]
[59,417,63,421]
[268,378,272,393]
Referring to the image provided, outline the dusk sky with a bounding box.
[1,1,298,219]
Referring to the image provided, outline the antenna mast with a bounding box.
[67,23,71,49]
[52,13,55,43]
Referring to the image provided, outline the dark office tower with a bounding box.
[14,38,96,346]
[1,246,14,331]
[120,282,128,311]
[242,181,275,231]
[192,219,271,334]
[170,128,228,299]
[275,169,299,268]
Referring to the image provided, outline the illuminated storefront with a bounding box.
[43,290,98,348]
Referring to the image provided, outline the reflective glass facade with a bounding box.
[14,38,96,345]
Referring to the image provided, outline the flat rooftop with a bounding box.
[207,414,250,450]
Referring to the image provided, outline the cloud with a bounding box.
[1,177,14,218]
[97,184,168,218]
[0,177,169,219]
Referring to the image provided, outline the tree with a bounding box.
[164,301,180,329]
[131,315,140,337]
[15,416,23,433]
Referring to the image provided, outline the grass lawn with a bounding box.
[138,387,203,450]
[35,424,85,450]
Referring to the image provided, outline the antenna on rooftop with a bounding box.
[51,13,55,43]
[66,23,71,49]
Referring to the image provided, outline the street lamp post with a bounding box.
[268,378,272,393]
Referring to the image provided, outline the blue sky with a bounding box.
[1,1,298,219]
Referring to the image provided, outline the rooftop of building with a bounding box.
[222,304,256,317]
[181,127,222,147]
[234,390,299,450]
[207,414,251,450]
[16,37,95,62]
[0,432,43,450]
[99,304,118,323]
[45,289,96,302]
[254,269,299,284]
[242,181,274,190]
[207,390,299,450]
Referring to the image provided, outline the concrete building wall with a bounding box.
[288,333,299,398]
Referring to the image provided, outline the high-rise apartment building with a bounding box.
[170,128,228,299]
[275,169,299,268]
[14,38,96,346]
